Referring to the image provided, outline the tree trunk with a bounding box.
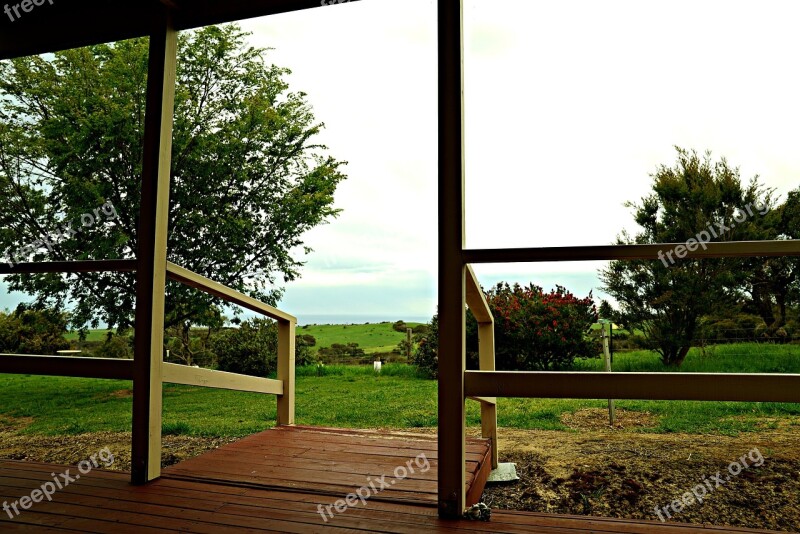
[751,282,775,328]
[673,345,690,367]
[662,345,691,367]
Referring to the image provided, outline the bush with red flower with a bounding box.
[413,282,598,377]
[474,282,598,370]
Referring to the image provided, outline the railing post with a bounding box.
[277,319,296,425]
[438,0,466,519]
[478,322,498,469]
[466,265,499,469]
[131,6,177,485]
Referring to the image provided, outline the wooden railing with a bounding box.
[165,262,296,425]
[0,259,297,473]
[464,265,498,469]
[461,242,800,410]
[0,260,138,382]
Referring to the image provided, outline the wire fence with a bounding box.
[604,328,800,354]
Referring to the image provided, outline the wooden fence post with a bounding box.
[602,323,616,426]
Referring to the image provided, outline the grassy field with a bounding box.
[65,321,423,354]
[576,343,800,374]
[10,325,800,438]
[2,348,799,437]
[64,329,114,342]
[299,321,422,354]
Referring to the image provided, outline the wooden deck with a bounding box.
[0,426,779,533]
[163,425,493,506]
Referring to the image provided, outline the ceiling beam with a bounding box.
[0,0,358,60]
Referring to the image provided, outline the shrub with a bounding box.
[392,320,408,333]
[317,343,366,362]
[411,314,438,378]
[482,283,598,370]
[210,318,314,375]
[94,333,133,359]
[0,304,70,355]
[295,335,313,367]
[164,325,216,368]
[395,339,413,360]
[211,318,278,376]
[412,324,429,335]
[412,283,598,376]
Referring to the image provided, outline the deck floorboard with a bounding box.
[0,426,778,533]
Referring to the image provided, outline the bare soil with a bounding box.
[2,411,799,531]
[483,409,800,532]
[0,415,239,470]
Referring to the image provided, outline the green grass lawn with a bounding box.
[64,329,114,342]
[575,343,800,374]
[299,321,422,354]
[2,349,799,437]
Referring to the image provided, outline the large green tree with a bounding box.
[0,25,346,336]
[600,148,773,366]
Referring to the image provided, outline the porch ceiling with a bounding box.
[0,0,344,60]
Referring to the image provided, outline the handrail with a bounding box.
[165,261,296,323]
[465,370,800,403]
[0,354,133,379]
[162,362,283,395]
[463,239,800,264]
[0,259,137,274]
[465,265,492,323]
[165,261,296,426]
[0,260,296,426]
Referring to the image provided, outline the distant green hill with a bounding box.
[299,321,423,354]
[65,320,429,355]
[65,329,114,342]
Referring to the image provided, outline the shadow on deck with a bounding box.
[0,426,779,533]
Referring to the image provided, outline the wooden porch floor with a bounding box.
[0,426,779,533]
[161,425,493,506]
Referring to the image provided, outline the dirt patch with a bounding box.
[560,408,659,431]
[3,419,799,531]
[485,426,800,532]
[0,431,239,470]
[0,416,34,433]
[103,389,134,399]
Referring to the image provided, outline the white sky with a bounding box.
[3,0,800,322]
[240,0,800,320]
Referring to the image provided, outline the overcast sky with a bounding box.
[240,0,800,321]
[3,0,800,323]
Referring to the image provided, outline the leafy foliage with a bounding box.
[299,334,316,347]
[392,320,409,333]
[413,283,598,377]
[211,318,278,377]
[0,24,346,332]
[478,282,598,371]
[93,333,133,359]
[411,313,439,378]
[600,148,774,366]
[317,343,366,361]
[164,322,218,368]
[0,304,70,355]
[210,318,312,376]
